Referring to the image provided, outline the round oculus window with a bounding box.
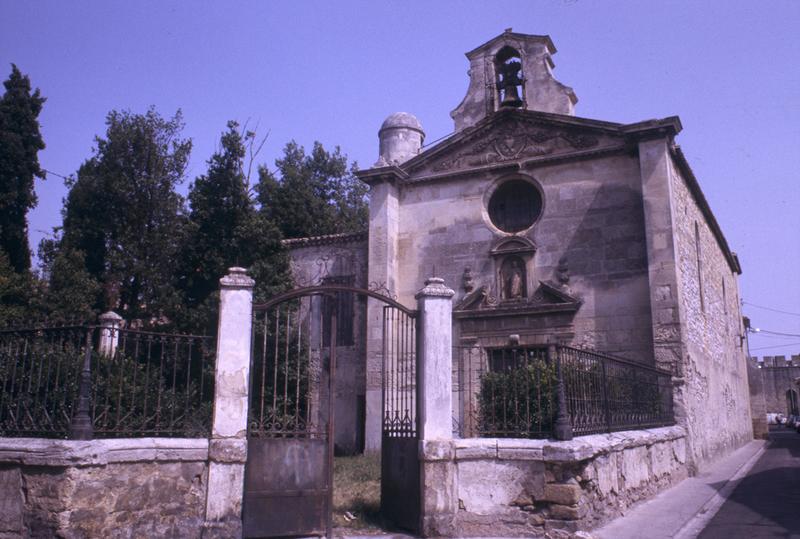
[488,180,542,232]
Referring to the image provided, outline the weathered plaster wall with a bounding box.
[285,235,368,454]
[670,160,752,470]
[395,152,655,363]
[421,426,687,537]
[0,438,209,539]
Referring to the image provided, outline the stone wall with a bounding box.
[284,234,368,454]
[394,152,656,364]
[0,438,209,539]
[421,426,688,537]
[749,359,800,415]
[669,156,753,470]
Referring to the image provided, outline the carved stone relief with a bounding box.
[432,119,599,172]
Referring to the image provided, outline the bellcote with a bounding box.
[450,29,578,132]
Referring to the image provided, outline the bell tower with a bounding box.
[450,29,578,132]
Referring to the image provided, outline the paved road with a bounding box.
[698,427,800,539]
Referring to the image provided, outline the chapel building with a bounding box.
[286,30,753,472]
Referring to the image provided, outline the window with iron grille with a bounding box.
[322,275,355,346]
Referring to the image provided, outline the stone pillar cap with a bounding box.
[99,311,123,322]
[220,267,255,288]
[415,277,455,299]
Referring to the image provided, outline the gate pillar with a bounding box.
[202,267,254,539]
[415,277,458,536]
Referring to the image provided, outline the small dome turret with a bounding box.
[376,112,425,166]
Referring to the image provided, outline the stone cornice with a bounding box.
[364,109,683,187]
[281,231,367,249]
[354,165,408,186]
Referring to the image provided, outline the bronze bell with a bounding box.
[499,60,523,108]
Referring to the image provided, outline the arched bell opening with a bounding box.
[495,45,524,108]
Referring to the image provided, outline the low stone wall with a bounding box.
[422,426,688,537]
[0,438,209,539]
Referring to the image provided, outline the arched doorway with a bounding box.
[786,389,799,417]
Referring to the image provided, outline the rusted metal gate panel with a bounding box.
[380,305,420,533]
[243,293,336,538]
[243,286,420,538]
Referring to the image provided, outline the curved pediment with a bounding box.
[490,236,537,257]
[453,280,581,319]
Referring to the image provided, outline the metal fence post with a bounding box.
[551,345,573,441]
[69,328,94,440]
[601,356,612,433]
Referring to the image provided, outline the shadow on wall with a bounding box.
[558,181,653,363]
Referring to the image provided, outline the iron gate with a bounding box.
[242,286,419,538]
[380,304,420,532]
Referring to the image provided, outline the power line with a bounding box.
[42,168,69,180]
[743,301,800,317]
[750,342,800,352]
[756,329,800,338]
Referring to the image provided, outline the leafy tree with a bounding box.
[0,249,31,324]
[59,108,191,323]
[256,141,367,238]
[37,237,100,323]
[178,121,289,333]
[0,65,46,274]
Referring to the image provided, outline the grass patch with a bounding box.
[332,453,384,531]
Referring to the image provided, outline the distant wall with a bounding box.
[750,356,800,416]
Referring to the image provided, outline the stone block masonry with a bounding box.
[0,438,209,539]
[420,426,688,537]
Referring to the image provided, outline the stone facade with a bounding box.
[666,150,752,471]
[419,426,687,537]
[0,438,209,539]
[278,31,756,471]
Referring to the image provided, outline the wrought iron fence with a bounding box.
[249,297,318,438]
[382,305,417,439]
[453,345,674,439]
[0,324,215,439]
[91,327,215,437]
[559,346,674,435]
[0,325,86,437]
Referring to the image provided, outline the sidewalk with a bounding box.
[594,439,767,539]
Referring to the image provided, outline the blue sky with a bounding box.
[1,0,798,354]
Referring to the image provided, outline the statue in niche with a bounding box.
[462,267,475,293]
[501,257,526,300]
